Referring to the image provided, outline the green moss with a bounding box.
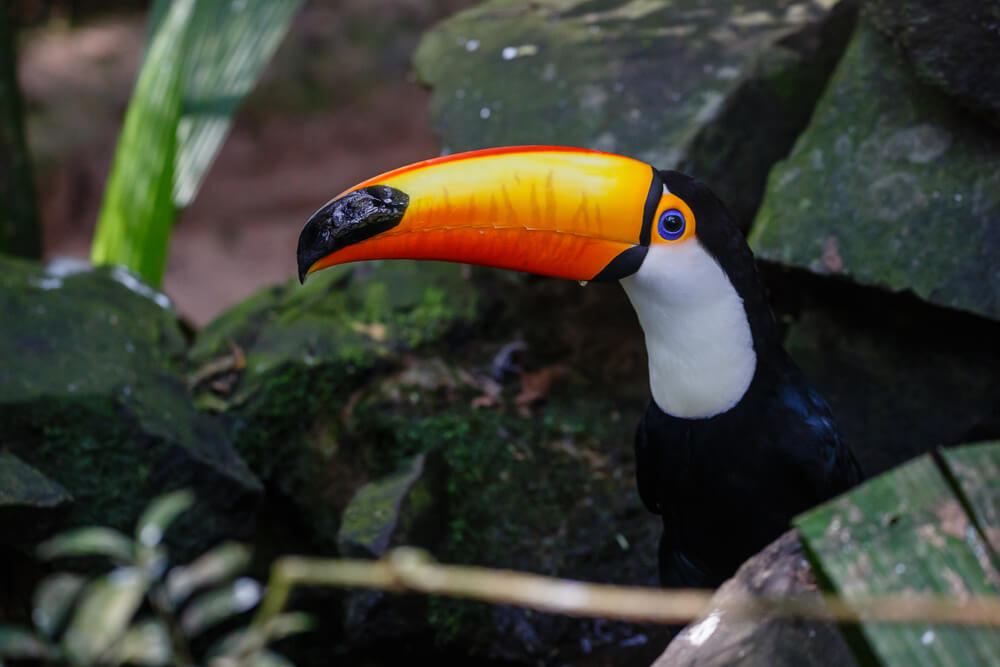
[192,261,482,551]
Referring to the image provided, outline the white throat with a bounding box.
[620,241,756,419]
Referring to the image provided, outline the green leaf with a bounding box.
[180,577,262,637]
[33,573,86,638]
[166,541,251,605]
[105,620,171,666]
[61,568,149,666]
[0,627,57,660]
[91,0,304,287]
[166,0,306,206]
[135,489,195,548]
[37,527,135,563]
[90,0,193,286]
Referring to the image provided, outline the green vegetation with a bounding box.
[0,491,309,666]
[90,0,304,286]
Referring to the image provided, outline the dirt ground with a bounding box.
[19,1,467,326]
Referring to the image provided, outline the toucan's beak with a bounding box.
[297,146,660,284]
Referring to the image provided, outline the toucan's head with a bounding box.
[297,146,775,418]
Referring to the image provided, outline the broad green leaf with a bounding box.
[166,541,251,605]
[165,0,306,206]
[0,627,56,660]
[106,620,171,666]
[180,577,262,637]
[135,489,195,548]
[62,568,149,666]
[37,527,134,563]
[92,0,304,284]
[90,0,193,286]
[33,573,86,638]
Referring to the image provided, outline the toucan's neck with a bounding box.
[621,242,757,419]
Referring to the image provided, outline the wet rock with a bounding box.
[0,450,72,543]
[865,0,1000,127]
[751,20,1000,321]
[0,257,261,556]
[414,0,858,229]
[654,531,857,667]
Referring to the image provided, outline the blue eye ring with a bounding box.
[658,208,686,240]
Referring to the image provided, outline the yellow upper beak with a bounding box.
[297,146,660,283]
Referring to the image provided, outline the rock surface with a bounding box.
[866,0,1000,127]
[0,257,260,555]
[751,19,1000,321]
[414,0,857,229]
[655,530,857,667]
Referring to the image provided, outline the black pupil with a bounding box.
[663,214,683,232]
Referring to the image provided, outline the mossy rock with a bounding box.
[751,20,1000,321]
[196,261,664,662]
[190,261,481,551]
[0,257,260,556]
[414,0,857,228]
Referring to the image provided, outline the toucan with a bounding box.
[297,146,862,588]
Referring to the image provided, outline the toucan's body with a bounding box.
[297,146,861,587]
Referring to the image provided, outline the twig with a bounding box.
[245,547,1000,635]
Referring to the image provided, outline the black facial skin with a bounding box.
[297,185,409,283]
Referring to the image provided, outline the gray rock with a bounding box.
[654,531,857,667]
[0,257,260,556]
[866,0,1000,127]
[751,19,1000,321]
[414,0,858,229]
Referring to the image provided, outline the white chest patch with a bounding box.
[620,242,756,418]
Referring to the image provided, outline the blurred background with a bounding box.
[15,0,472,326]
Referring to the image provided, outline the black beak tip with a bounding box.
[295,185,409,287]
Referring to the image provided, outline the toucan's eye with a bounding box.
[658,209,686,240]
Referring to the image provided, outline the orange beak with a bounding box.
[297,146,660,283]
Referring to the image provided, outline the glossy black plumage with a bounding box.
[636,172,862,588]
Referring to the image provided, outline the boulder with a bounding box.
[866,0,1000,127]
[414,0,858,229]
[0,257,261,556]
[654,531,857,667]
[751,19,1000,321]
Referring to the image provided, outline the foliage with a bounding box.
[0,490,309,667]
[90,0,304,287]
